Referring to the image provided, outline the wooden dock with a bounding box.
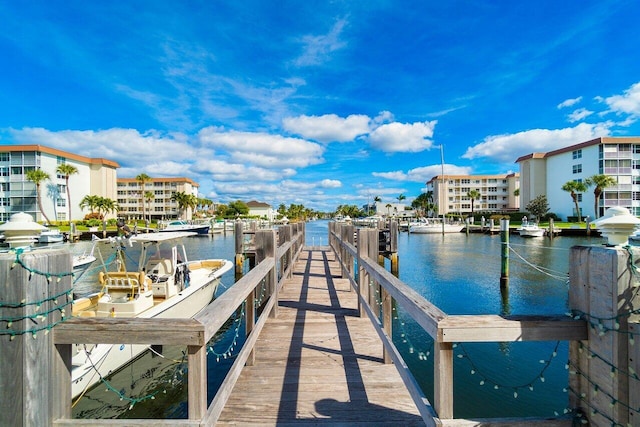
[217,247,423,426]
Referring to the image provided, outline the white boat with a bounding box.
[516,221,545,237]
[39,228,64,243]
[159,219,210,235]
[72,236,99,282]
[70,232,233,399]
[409,218,464,234]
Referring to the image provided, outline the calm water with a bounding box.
[69,221,602,419]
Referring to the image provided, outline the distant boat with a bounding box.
[409,219,464,234]
[72,236,98,281]
[158,219,210,235]
[516,220,545,237]
[39,228,65,243]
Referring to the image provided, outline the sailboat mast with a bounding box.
[440,144,445,235]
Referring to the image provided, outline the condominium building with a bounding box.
[0,145,119,222]
[426,173,520,216]
[116,177,200,221]
[516,136,640,219]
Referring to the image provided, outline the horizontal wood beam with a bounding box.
[438,315,588,343]
[54,317,204,345]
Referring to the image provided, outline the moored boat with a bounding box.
[516,220,545,237]
[158,219,210,235]
[70,232,232,399]
[409,218,464,234]
[39,228,65,243]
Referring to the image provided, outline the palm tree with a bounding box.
[385,203,392,216]
[26,168,52,224]
[144,191,155,222]
[79,195,101,214]
[136,173,152,222]
[56,163,78,222]
[585,174,617,218]
[561,180,589,222]
[171,191,192,219]
[467,189,481,215]
[397,193,406,204]
[96,197,119,219]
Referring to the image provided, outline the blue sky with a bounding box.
[2,1,640,212]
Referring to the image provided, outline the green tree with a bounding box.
[585,174,617,218]
[525,195,550,221]
[95,196,119,219]
[411,193,431,217]
[562,180,589,222]
[79,195,101,214]
[26,168,52,224]
[144,191,155,221]
[397,193,406,204]
[467,189,481,215]
[56,163,78,222]
[136,173,152,222]
[226,200,249,217]
[171,191,197,219]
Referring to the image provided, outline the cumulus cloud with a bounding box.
[367,120,437,153]
[320,179,341,188]
[282,113,370,143]
[198,127,325,169]
[462,122,612,163]
[603,81,640,116]
[567,108,593,122]
[9,127,202,169]
[557,97,583,109]
[372,164,472,182]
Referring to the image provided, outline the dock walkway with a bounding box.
[217,246,422,426]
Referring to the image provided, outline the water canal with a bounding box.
[69,220,601,419]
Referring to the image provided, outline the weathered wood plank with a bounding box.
[438,314,588,342]
[216,247,424,426]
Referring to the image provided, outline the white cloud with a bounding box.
[372,164,472,182]
[462,122,612,163]
[282,113,370,143]
[9,127,203,168]
[557,96,583,109]
[320,179,342,188]
[604,82,640,116]
[567,108,593,122]
[294,19,348,67]
[367,120,437,153]
[198,127,325,169]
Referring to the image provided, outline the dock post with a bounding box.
[356,228,370,318]
[549,218,555,239]
[569,245,640,426]
[500,218,509,290]
[256,229,277,318]
[0,249,73,427]
[234,220,245,279]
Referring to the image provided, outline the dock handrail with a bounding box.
[328,222,587,426]
[51,223,305,426]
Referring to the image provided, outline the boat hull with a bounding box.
[71,260,232,399]
[410,225,464,234]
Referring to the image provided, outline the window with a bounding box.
[572,149,582,159]
[573,164,582,174]
[577,194,582,202]
[0,167,8,177]
[0,153,8,162]
[56,198,66,207]
[461,179,470,184]
[487,187,497,192]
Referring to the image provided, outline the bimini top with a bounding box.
[129,231,197,243]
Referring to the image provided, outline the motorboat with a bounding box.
[516,220,545,237]
[158,219,210,235]
[39,228,64,243]
[70,232,233,399]
[409,218,464,234]
[72,235,99,282]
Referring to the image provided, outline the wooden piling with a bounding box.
[500,218,509,290]
[0,249,73,427]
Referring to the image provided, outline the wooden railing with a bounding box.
[329,222,587,426]
[52,223,305,426]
